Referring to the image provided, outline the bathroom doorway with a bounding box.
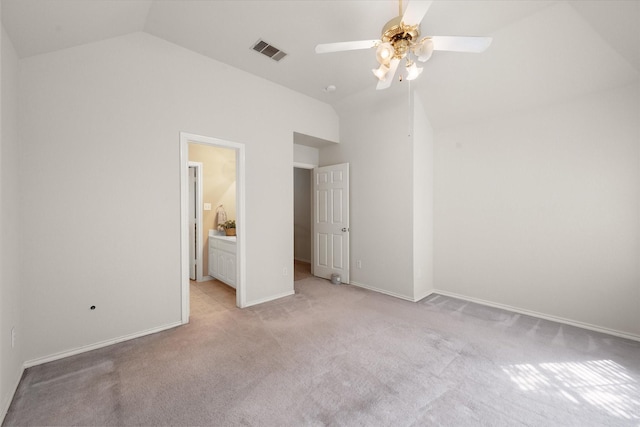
[180,132,246,323]
[188,144,236,284]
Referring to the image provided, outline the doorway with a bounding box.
[293,167,313,281]
[180,132,246,324]
[293,163,350,284]
[312,163,350,284]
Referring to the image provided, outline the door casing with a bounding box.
[180,132,246,323]
[188,162,204,281]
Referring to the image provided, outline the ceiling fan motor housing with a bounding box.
[381,16,420,59]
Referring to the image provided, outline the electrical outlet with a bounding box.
[356,260,362,269]
[11,327,16,348]
[282,267,288,276]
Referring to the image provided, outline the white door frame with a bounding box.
[180,132,246,323]
[188,162,204,282]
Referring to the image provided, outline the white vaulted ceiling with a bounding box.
[418,1,640,128]
[2,0,638,128]
[2,0,152,57]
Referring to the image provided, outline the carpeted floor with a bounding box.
[294,260,312,282]
[3,277,640,426]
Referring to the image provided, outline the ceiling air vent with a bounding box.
[252,39,287,62]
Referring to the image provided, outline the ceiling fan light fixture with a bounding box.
[372,63,390,81]
[315,0,492,91]
[405,60,423,81]
[375,42,394,65]
[414,38,434,62]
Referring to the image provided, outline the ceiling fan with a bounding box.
[315,0,492,90]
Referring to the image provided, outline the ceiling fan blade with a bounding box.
[401,0,433,26]
[376,58,400,90]
[315,40,380,54]
[431,36,493,53]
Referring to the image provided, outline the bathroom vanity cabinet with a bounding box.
[208,234,237,288]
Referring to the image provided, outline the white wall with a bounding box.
[434,82,640,338]
[293,168,311,263]
[321,90,415,300]
[18,32,339,363]
[0,24,23,421]
[412,95,434,301]
[320,89,436,302]
[293,143,319,166]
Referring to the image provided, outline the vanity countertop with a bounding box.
[209,230,236,242]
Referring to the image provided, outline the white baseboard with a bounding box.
[245,290,295,308]
[345,282,639,342]
[1,365,24,425]
[413,289,435,303]
[294,257,311,264]
[432,289,640,343]
[23,321,183,368]
[197,275,213,282]
[350,281,435,303]
[350,281,417,302]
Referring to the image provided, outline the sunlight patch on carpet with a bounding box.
[502,359,639,421]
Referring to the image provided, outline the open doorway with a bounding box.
[294,167,313,281]
[180,132,246,324]
[188,144,236,283]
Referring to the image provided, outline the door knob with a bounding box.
[341,228,348,232]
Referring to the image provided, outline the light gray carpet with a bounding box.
[4,277,640,426]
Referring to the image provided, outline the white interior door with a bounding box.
[313,163,349,283]
[188,166,197,280]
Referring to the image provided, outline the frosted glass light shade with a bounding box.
[414,38,434,62]
[406,62,423,80]
[372,64,390,80]
[376,42,394,65]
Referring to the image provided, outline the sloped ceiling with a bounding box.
[569,0,640,73]
[416,1,640,128]
[2,0,638,129]
[1,0,152,56]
